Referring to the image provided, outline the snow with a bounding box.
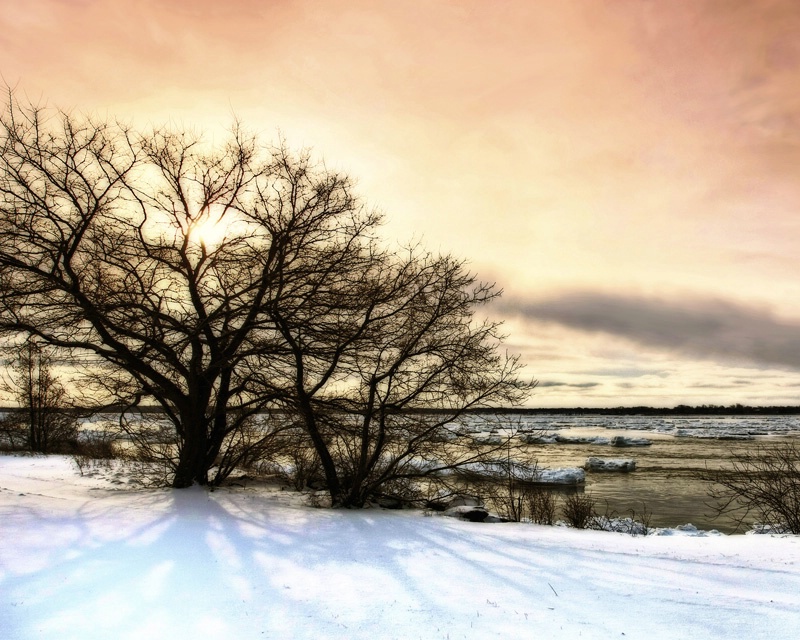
[2,455,800,640]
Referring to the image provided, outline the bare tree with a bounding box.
[264,239,533,506]
[0,91,533,493]
[0,339,77,453]
[0,93,372,486]
[702,442,800,533]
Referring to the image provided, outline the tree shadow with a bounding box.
[4,483,800,639]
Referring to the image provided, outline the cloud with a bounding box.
[499,292,800,370]
[537,381,600,389]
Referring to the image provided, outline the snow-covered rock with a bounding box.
[591,516,649,536]
[650,523,725,537]
[444,494,484,508]
[426,493,493,514]
[584,457,636,472]
[442,504,490,522]
[747,523,791,535]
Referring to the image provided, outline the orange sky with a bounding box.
[2,0,800,406]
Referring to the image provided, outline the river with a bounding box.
[469,414,800,533]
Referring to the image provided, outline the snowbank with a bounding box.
[2,455,800,640]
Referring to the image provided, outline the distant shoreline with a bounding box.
[4,404,800,416]
[471,405,800,416]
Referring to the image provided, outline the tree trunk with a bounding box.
[173,440,209,487]
[296,399,342,503]
[172,406,211,488]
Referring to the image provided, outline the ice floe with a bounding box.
[519,433,651,447]
[584,457,636,472]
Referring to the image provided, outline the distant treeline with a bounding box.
[470,405,800,416]
[3,404,799,417]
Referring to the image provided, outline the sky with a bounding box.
[1,0,800,407]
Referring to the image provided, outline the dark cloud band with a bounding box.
[499,292,800,370]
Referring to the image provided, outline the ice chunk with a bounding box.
[609,435,652,447]
[536,467,586,485]
[519,433,559,444]
[584,457,636,472]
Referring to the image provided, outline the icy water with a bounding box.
[470,414,800,533]
[75,411,800,533]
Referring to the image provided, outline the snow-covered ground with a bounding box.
[1,455,799,640]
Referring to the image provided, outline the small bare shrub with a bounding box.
[469,442,543,522]
[562,492,597,529]
[78,433,118,459]
[480,478,557,524]
[487,480,527,522]
[1,341,79,454]
[116,452,175,487]
[526,486,557,525]
[212,415,299,484]
[289,446,326,491]
[630,502,653,536]
[0,413,27,451]
[72,430,119,476]
[701,442,800,533]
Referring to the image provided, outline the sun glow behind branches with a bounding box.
[190,216,227,248]
[188,207,246,249]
